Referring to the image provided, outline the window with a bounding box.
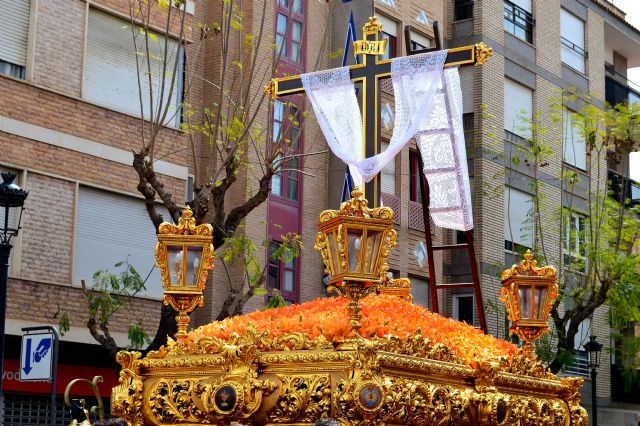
[560,9,586,74]
[271,100,302,201]
[416,11,429,26]
[276,0,304,66]
[268,242,298,304]
[380,0,396,6]
[565,314,591,376]
[454,0,474,21]
[563,109,587,170]
[0,0,30,79]
[380,141,395,195]
[504,79,533,141]
[410,275,429,308]
[410,150,423,203]
[409,32,431,52]
[453,294,474,325]
[84,9,183,125]
[377,15,397,60]
[504,187,533,252]
[503,0,533,43]
[74,186,170,299]
[563,209,587,272]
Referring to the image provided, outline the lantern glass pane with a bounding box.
[327,231,338,275]
[534,285,548,320]
[519,285,532,319]
[364,230,382,274]
[347,228,364,273]
[168,245,185,287]
[185,246,203,287]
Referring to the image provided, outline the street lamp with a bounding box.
[500,250,558,357]
[0,172,28,396]
[584,335,603,426]
[155,206,214,343]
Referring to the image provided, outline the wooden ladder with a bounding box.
[405,23,487,333]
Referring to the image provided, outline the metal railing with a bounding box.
[504,0,534,43]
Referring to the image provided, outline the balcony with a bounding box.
[608,170,640,206]
[606,75,640,106]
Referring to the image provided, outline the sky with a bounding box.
[611,0,640,180]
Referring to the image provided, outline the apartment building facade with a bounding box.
[0,0,201,422]
[446,0,640,423]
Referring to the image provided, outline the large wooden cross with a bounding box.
[264,16,492,206]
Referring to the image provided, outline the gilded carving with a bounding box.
[474,43,493,66]
[268,375,331,423]
[112,351,145,426]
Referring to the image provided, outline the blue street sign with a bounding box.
[20,332,54,381]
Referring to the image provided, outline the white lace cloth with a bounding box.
[301,50,473,231]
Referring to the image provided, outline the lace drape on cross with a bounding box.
[302,50,473,231]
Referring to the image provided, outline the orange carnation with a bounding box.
[189,294,520,367]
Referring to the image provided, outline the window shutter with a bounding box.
[410,32,430,49]
[459,67,474,114]
[74,187,170,299]
[560,9,585,73]
[84,8,181,123]
[0,0,31,66]
[563,109,587,170]
[410,276,429,308]
[504,187,533,248]
[380,141,395,195]
[377,15,397,37]
[504,79,532,138]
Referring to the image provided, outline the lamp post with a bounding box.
[314,187,397,341]
[155,206,214,343]
[0,173,28,397]
[584,335,603,426]
[500,250,558,357]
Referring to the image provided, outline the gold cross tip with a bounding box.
[363,16,383,34]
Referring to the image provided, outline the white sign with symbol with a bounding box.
[20,332,54,381]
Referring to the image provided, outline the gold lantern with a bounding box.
[155,207,214,342]
[500,250,558,356]
[314,187,397,337]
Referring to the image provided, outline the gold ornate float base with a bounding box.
[112,327,587,425]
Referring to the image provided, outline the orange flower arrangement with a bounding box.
[189,294,520,367]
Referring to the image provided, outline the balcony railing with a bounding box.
[608,170,640,206]
[605,75,640,106]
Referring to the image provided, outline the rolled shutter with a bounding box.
[504,188,533,248]
[377,15,397,37]
[410,276,429,308]
[511,0,532,13]
[0,0,31,66]
[380,141,395,195]
[74,186,170,299]
[84,8,180,122]
[504,79,532,138]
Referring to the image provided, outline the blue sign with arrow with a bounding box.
[20,332,54,381]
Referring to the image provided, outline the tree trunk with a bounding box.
[147,304,178,351]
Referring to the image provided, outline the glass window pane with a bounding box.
[273,122,281,142]
[292,21,302,43]
[271,174,282,196]
[277,13,287,34]
[292,0,302,14]
[268,265,278,288]
[291,42,301,63]
[284,270,294,292]
[276,34,286,56]
[290,127,299,150]
[287,176,298,200]
[274,100,284,121]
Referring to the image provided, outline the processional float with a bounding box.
[110,17,587,426]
